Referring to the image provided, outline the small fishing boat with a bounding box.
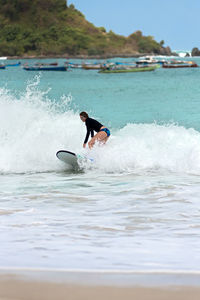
[23,65,67,71]
[136,56,166,66]
[35,62,58,66]
[82,63,102,70]
[65,62,82,69]
[169,59,188,64]
[99,64,158,73]
[6,62,21,67]
[162,61,198,68]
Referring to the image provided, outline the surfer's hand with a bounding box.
[83,143,86,148]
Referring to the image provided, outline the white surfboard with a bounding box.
[56,150,94,169]
[56,150,79,169]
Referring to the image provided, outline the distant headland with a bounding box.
[0,0,184,58]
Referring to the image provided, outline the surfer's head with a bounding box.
[80,111,88,122]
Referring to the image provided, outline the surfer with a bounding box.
[80,111,110,149]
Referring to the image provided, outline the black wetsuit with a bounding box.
[84,117,103,144]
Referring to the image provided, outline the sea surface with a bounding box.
[1,57,200,272]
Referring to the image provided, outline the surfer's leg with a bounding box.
[98,128,110,145]
[88,131,108,148]
[88,137,95,148]
[101,136,109,144]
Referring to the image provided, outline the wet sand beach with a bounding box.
[0,270,200,300]
[0,279,200,300]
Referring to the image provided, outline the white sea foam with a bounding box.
[88,122,200,174]
[1,77,200,174]
[0,77,85,173]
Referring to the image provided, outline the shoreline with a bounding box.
[0,269,200,300]
[1,268,200,286]
[5,53,175,60]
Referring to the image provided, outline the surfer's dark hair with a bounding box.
[80,111,88,118]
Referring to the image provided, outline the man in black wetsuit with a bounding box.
[80,111,110,149]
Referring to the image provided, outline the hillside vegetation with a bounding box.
[0,0,171,57]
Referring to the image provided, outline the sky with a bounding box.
[68,0,200,50]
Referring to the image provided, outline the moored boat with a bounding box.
[0,64,6,69]
[99,65,158,73]
[162,61,198,68]
[65,62,82,69]
[23,65,67,71]
[82,63,102,70]
[136,56,166,66]
[35,62,58,66]
[6,62,21,67]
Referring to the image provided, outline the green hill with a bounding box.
[0,0,171,57]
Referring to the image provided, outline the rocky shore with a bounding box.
[191,47,200,56]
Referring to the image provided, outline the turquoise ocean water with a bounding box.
[1,57,200,272]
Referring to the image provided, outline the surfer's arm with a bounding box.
[84,125,90,145]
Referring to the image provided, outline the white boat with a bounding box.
[0,57,7,60]
[136,55,167,66]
